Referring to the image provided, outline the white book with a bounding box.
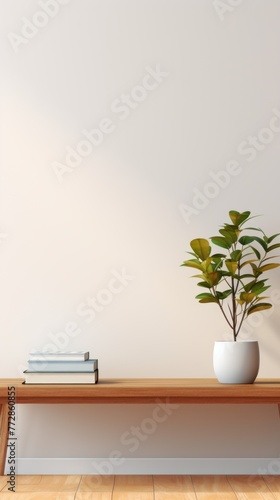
[23,369,99,384]
[27,359,98,372]
[29,351,90,361]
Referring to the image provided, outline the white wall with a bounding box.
[1,0,280,473]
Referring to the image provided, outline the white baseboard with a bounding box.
[12,458,280,475]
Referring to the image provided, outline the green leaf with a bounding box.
[240,292,256,303]
[197,296,219,304]
[211,254,226,269]
[195,293,215,300]
[205,271,221,286]
[253,286,270,296]
[254,295,270,303]
[236,298,245,305]
[225,260,238,274]
[258,263,280,272]
[219,271,236,279]
[219,228,238,244]
[245,226,262,231]
[267,233,280,243]
[251,278,267,292]
[250,280,269,293]
[211,253,227,259]
[261,255,280,264]
[210,236,232,249]
[229,211,240,225]
[211,260,224,271]
[252,236,267,251]
[247,303,272,315]
[243,280,255,292]
[244,280,267,293]
[240,259,258,269]
[250,263,261,277]
[186,251,200,258]
[229,210,251,226]
[197,281,211,288]
[250,246,261,259]
[267,243,280,252]
[216,289,232,300]
[224,223,239,230]
[191,273,206,280]
[181,259,204,271]
[237,211,251,225]
[239,235,256,246]
[201,257,214,273]
[190,239,211,260]
[228,211,240,225]
[231,250,242,261]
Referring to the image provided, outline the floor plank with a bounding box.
[113,475,154,500]
[0,494,76,499]
[192,475,237,499]
[227,475,276,499]
[78,475,114,492]
[76,494,113,500]
[0,475,9,491]
[263,476,280,499]
[153,475,196,499]
[112,494,154,500]
[2,475,42,486]
[113,475,154,492]
[0,474,279,498]
[155,492,196,500]
[1,474,80,493]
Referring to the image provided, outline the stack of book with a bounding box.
[23,351,98,384]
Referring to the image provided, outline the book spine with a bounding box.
[29,356,89,361]
[27,360,98,372]
[24,369,99,384]
[29,352,90,361]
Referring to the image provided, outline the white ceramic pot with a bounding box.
[213,340,260,384]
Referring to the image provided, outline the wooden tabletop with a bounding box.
[1,378,280,404]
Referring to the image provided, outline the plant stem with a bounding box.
[231,276,237,341]
[236,307,247,337]
[217,299,233,330]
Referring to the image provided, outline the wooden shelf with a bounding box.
[1,378,280,475]
[1,378,280,404]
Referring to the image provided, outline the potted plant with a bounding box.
[181,210,280,383]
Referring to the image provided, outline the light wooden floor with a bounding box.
[1,475,280,499]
